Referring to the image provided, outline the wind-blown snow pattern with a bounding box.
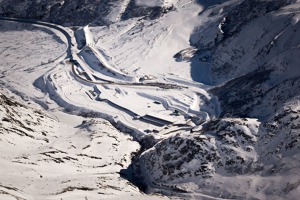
[0,0,300,199]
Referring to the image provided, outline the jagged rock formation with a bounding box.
[0,0,174,26]
[140,118,260,184]
[139,0,300,198]
[1,0,300,199]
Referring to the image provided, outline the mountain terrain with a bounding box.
[0,0,300,199]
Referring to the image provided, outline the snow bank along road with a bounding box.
[0,17,172,200]
[0,17,219,140]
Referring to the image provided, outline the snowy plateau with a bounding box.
[0,0,300,199]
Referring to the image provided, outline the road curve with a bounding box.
[0,17,214,134]
[0,16,73,59]
[0,17,188,90]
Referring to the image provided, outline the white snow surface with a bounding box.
[0,0,300,199]
[0,20,168,199]
[0,91,167,199]
[91,1,205,80]
[135,0,175,7]
[0,2,214,198]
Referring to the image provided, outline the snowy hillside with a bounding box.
[0,92,149,199]
[0,19,165,199]
[0,0,175,26]
[1,0,300,199]
[138,0,300,199]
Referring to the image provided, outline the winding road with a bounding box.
[0,17,188,89]
[0,17,216,136]
[0,17,73,58]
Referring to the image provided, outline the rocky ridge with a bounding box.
[139,0,300,198]
[0,0,174,26]
[0,0,300,199]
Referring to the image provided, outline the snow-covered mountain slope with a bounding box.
[1,0,300,199]
[89,1,205,81]
[132,0,300,199]
[0,91,166,200]
[140,115,300,199]
[190,0,300,119]
[0,0,175,26]
[0,20,166,199]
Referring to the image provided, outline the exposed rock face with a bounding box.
[0,92,55,144]
[0,0,174,26]
[140,112,300,198]
[139,0,300,198]
[1,0,300,199]
[121,0,175,21]
[187,0,300,119]
[190,0,299,84]
[140,118,260,188]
